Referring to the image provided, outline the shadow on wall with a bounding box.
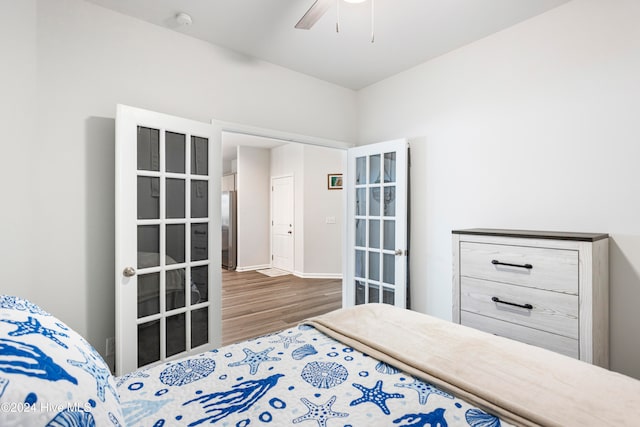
[85,117,116,371]
[609,235,640,379]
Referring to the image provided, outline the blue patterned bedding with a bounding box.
[117,325,510,427]
[0,296,124,426]
[3,295,638,426]
[0,295,509,426]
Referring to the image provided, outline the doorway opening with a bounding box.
[218,125,351,343]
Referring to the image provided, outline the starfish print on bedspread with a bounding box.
[1,316,69,348]
[68,348,118,402]
[394,378,453,405]
[270,332,304,349]
[292,395,348,427]
[350,380,404,415]
[228,347,281,375]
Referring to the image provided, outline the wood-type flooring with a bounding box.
[222,269,342,345]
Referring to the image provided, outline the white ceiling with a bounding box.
[86,0,569,90]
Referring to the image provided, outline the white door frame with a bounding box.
[213,121,352,152]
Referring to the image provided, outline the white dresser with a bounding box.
[452,228,609,367]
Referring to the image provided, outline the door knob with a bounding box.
[394,249,403,256]
[288,231,292,234]
[122,266,136,277]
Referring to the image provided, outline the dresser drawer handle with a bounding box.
[491,296,533,310]
[491,259,533,270]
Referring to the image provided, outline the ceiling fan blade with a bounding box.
[295,0,333,29]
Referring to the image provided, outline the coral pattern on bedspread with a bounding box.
[118,325,511,427]
[0,296,125,426]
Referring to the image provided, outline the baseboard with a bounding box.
[235,264,271,272]
[234,266,342,280]
[293,271,343,279]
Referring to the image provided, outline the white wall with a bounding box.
[303,146,344,276]
[5,0,357,366]
[357,0,640,379]
[271,144,344,276]
[0,0,37,299]
[236,146,271,270]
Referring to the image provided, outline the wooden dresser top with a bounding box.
[452,228,608,242]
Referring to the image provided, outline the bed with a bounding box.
[1,296,639,426]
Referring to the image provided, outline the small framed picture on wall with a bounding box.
[327,173,343,190]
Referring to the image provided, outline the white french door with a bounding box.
[271,175,294,272]
[345,139,408,308]
[115,105,221,375]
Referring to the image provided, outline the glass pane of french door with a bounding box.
[347,140,407,308]
[135,127,212,369]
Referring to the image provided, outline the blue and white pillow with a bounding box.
[0,295,124,426]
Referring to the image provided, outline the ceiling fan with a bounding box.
[295,0,368,30]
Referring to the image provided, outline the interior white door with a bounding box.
[115,105,221,375]
[345,139,408,308]
[271,175,294,272]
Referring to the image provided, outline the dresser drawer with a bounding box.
[460,277,578,339]
[460,241,578,294]
[461,311,579,358]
